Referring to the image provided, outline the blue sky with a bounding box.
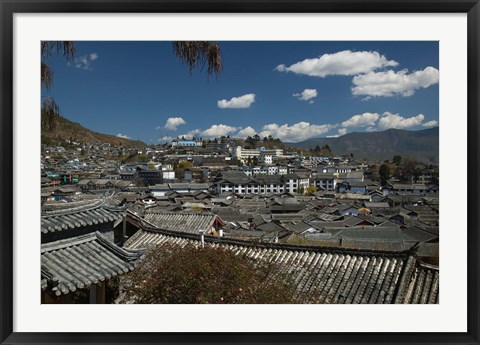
[42,41,439,144]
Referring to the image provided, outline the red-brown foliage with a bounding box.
[121,244,297,304]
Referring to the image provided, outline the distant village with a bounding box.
[41,136,439,304]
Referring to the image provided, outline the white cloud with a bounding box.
[275,50,398,78]
[341,112,380,128]
[259,121,335,142]
[177,129,201,140]
[236,126,257,138]
[73,53,99,71]
[159,136,174,142]
[326,128,348,138]
[217,94,256,109]
[366,126,377,132]
[160,117,186,131]
[293,89,318,102]
[352,66,439,97]
[422,120,439,128]
[116,133,130,139]
[201,124,237,138]
[377,112,425,130]
[338,128,348,136]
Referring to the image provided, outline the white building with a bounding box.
[268,166,278,175]
[150,183,209,197]
[232,146,261,161]
[213,173,300,195]
[232,146,283,163]
[172,139,202,147]
[259,154,273,165]
[314,173,338,191]
[162,170,175,181]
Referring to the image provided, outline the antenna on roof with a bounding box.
[199,229,205,248]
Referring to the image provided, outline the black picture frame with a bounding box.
[1,1,479,344]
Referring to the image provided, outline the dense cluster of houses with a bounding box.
[40,140,439,304]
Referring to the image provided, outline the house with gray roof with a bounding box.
[41,232,144,304]
[41,197,126,244]
[142,212,225,236]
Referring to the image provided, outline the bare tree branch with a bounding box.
[41,41,76,89]
[41,62,54,90]
[41,97,61,131]
[173,41,223,77]
[41,41,76,61]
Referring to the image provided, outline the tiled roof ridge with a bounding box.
[144,211,216,217]
[95,231,145,261]
[136,223,416,258]
[41,231,98,252]
[339,236,406,243]
[41,232,145,296]
[42,197,127,218]
[41,231,144,259]
[418,261,440,271]
[42,198,105,217]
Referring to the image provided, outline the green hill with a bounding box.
[41,115,146,148]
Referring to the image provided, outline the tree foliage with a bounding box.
[173,160,193,179]
[121,244,298,304]
[394,157,422,183]
[379,163,391,186]
[132,176,145,187]
[306,185,317,195]
[392,155,402,165]
[311,144,333,157]
[178,161,193,169]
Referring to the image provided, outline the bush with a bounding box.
[121,244,297,304]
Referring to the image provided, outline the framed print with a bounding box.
[1,1,479,344]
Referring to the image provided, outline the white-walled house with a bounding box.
[314,173,338,191]
[212,172,301,195]
[149,183,209,197]
[259,154,273,165]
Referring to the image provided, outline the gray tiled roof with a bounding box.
[168,183,191,189]
[271,213,305,221]
[190,183,210,190]
[394,259,439,304]
[233,199,267,208]
[334,227,406,241]
[401,227,439,242]
[279,221,316,234]
[41,199,125,233]
[364,202,391,208]
[142,212,221,234]
[212,207,250,222]
[309,220,347,229]
[124,230,438,304]
[41,232,144,296]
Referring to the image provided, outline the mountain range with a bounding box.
[42,115,439,164]
[288,127,439,164]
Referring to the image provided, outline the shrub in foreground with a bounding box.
[121,244,297,304]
